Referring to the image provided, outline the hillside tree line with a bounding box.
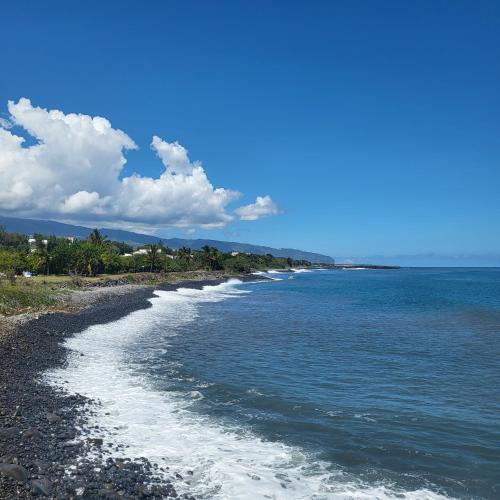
[0,226,309,277]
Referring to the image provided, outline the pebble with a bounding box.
[31,478,51,496]
[0,284,195,498]
[0,463,29,483]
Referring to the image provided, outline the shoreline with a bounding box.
[0,273,256,499]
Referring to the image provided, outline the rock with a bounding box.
[33,459,49,473]
[22,427,44,439]
[0,426,19,438]
[46,412,61,423]
[31,478,51,496]
[88,437,103,446]
[12,405,21,417]
[0,463,29,483]
[98,490,124,499]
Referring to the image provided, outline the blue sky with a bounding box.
[1,1,499,264]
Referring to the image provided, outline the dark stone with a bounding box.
[33,460,49,473]
[22,427,44,439]
[0,283,193,499]
[0,426,19,439]
[46,412,62,423]
[31,478,51,496]
[0,463,29,483]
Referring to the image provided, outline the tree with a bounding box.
[201,245,221,271]
[101,249,123,274]
[0,250,26,276]
[146,244,161,272]
[35,238,50,275]
[110,240,133,255]
[50,239,76,274]
[177,247,192,265]
[87,229,106,246]
[75,242,102,276]
[0,226,29,250]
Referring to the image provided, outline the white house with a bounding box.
[132,248,163,255]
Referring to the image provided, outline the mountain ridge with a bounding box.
[0,215,334,264]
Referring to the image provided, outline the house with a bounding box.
[132,248,163,255]
[231,251,239,256]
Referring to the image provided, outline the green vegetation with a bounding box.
[0,225,311,280]
[0,280,59,316]
[0,225,315,316]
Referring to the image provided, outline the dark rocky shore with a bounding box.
[0,275,251,499]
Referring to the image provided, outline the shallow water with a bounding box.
[47,269,500,499]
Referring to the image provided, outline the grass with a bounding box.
[0,270,227,316]
[0,279,61,316]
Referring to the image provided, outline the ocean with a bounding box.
[47,268,500,499]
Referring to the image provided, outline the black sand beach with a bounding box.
[0,275,254,499]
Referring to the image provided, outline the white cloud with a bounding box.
[0,117,11,129]
[0,98,280,229]
[235,195,280,221]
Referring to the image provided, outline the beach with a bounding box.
[2,268,499,499]
[0,274,249,499]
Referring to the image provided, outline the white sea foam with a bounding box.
[45,280,451,500]
[251,270,284,281]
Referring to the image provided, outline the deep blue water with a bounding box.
[132,268,500,498]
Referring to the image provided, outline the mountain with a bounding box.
[0,215,334,264]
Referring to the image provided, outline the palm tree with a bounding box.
[35,238,50,275]
[201,245,220,271]
[177,246,192,263]
[87,228,106,246]
[146,243,160,272]
[76,243,102,276]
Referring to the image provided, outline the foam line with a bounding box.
[45,280,451,500]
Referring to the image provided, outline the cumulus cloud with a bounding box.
[0,117,11,129]
[235,195,280,221]
[0,98,279,229]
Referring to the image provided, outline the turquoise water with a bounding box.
[135,268,500,498]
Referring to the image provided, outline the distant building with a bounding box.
[231,251,239,256]
[132,248,162,255]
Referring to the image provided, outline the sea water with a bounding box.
[46,269,500,499]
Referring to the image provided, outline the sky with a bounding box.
[1,0,499,264]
